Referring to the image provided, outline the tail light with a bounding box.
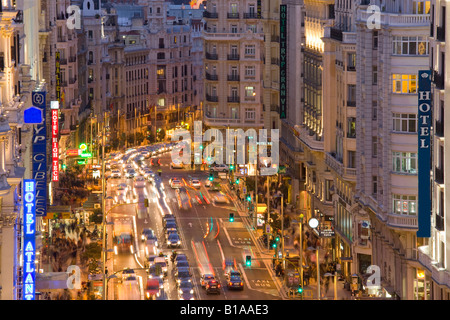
[229,282,232,286]
[240,282,243,286]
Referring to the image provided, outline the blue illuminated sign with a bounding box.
[23,107,43,124]
[23,179,36,300]
[32,91,47,216]
[417,70,431,238]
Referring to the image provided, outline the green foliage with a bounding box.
[83,242,102,262]
[91,209,103,224]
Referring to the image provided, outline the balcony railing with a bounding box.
[205,52,218,60]
[347,100,356,107]
[435,214,445,231]
[435,166,444,184]
[227,54,240,60]
[227,96,240,103]
[436,120,444,137]
[227,12,239,19]
[437,26,446,42]
[387,213,418,230]
[227,74,240,81]
[433,70,444,89]
[243,12,259,19]
[270,105,279,113]
[330,27,343,41]
[69,77,77,84]
[203,11,218,18]
[347,66,356,72]
[206,94,219,102]
[60,58,67,65]
[271,35,280,43]
[69,56,77,63]
[271,57,280,66]
[205,73,218,81]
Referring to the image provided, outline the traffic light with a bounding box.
[229,213,235,222]
[275,235,280,243]
[209,173,214,181]
[246,195,252,202]
[297,286,303,294]
[245,255,251,266]
[144,199,149,207]
[235,178,240,184]
[229,164,234,170]
[270,239,277,249]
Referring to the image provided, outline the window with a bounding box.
[347,117,356,138]
[413,1,431,14]
[245,86,255,97]
[372,137,378,157]
[393,195,417,215]
[348,151,356,168]
[245,66,255,76]
[88,30,93,39]
[347,53,356,70]
[245,108,255,120]
[372,176,378,195]
[347,84,356,105]
[392,113,417,132]
[231,3,238,13]
[244,45,256,56]
[373,31,378,49]
[372,66,378,84]
[231,107,238,119]
[247,24,257,33]
[231,25,238,33]
[392,152,417,174]
[372,101,377,120]
[392,36,429,55]
[392,74,417,93]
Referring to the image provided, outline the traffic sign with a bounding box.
[243,187,247,194]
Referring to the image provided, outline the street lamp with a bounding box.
[307,246,320,300]
[273,193,284,267]
[324,272,338,300]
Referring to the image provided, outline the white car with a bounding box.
[134,176,146,188]
[190,179,201,188]
[214,192,228,204]
[170,179,182,189]
[210,164,229,172]
[171,161,184,169]
[125,169,136,179]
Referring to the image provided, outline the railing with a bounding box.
[347,66,356,72]
[436,120,444,137]
[271,57,280,66]
[387,213,418,230]
[330,27,343,41]
[271,35,280,43]
[357,11,431,27]
[69,77,77,84]
[227,54,240,60]
[206,94,219,102]
[435,214,444,231]
[227,12,239,19]
[205,52,218,60]
[203,11,218,18]
[435,166,444,184]
[243,12,258,19]
[205,73,218,81]
[437,26,446,42]
[270,105,279,113]
[69,56,77,63]
[227,96,240,103]
[325,152,343,176]
[227,74,240,81]
[347,100,356,107]
[347,132,356,138]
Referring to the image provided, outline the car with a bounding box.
[227,275,244,290]
[154,257,168,276]
[171,161,184,169]
[175,260,190,270]
[200,274,216,287]
[125,169,136,179]
[170,179,182,189]
[205,179,212,188]
[145,278,163,300]
[163,215,176,227]
[210,182,221,192]
[167,232,181,248]
[142,168,153,179]
[225,269,242,281]
[214,192,229,204]
[164,220,178,232]
[205,279,221,295]
[141,228,156,241]
[178,280,194,300]
[223,259,237,277]
[122,268,136,280]
[111,169,121,178]
[175,254,188,264]
[114,190,127,204]
[190,179,201,188]
[124,163,133,170]
[134,176,146,188]
[175,267,192,286]
[210,164,229,172]
[145,255,158,268]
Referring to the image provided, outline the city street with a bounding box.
[105,150,282,300]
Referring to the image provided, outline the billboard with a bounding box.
[23,179,36,300]
[32,91,47,217]
[417,70,432,238]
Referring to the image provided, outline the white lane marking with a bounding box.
[221,218,236,248]
[137,275,144,300]
[238,263,254,291]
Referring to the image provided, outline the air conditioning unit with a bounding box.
[94,204,101,209]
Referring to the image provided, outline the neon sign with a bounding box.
[23,179,36,300]
[51,101,59,182]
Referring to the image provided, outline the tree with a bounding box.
[82,242,102,262]
[91,209,103,224]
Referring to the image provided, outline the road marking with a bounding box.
[238,263,253,291]
[221,221,236,248]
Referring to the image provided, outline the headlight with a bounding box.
[190,297,195,300]
[190,289,194,294]
[177,241,181,244]
[167,241,171,245]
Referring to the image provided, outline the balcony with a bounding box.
[206,94,219,102]
[330,27,343,41]
[435,166,444,184]
[227,12,239,19]
[347,66,356,72]
[270,104,279,113]
[433,70,444,89]
[325,152,343,175]
[205,52,218,60]
[271,35,280,43]
[227,54,240,61]
[435,214,444,231]
[357,11,430,27]
[205,72,218,81]
[437,26,446,42]
[61,81,68,87]
[271,57,280,66]
[69,76,77,84]
[347,100,356,107]
[69,56,77,63]
[227,96,240,103]
[243,12,259,19]
[436,120,444,137]
[227,74,240,81]
[60,58,67,65]
[387,213,418,230]
[203,11,218,19]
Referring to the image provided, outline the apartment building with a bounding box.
[202,0,265,131]
[355,0,430,299]
[417,0,450,300]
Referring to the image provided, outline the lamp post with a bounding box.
[308,246,320,300]
[273,193,284,268]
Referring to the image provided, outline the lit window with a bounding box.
[392,152,417,174]
[392,36,429,55]
[392,74,417,94]
[393,195,417,215]
[245,86,255,97]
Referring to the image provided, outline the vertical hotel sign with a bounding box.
[417,70,432,238]
[23,179,36,300]
[51,101,59,181]
[32,91,47,216]
[279,4,287,119]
